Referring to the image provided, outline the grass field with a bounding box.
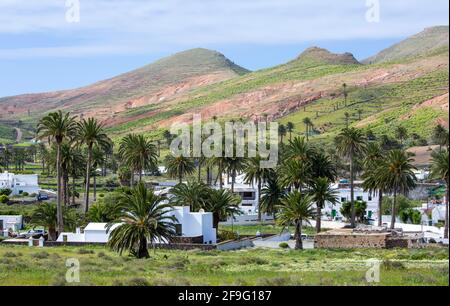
[0,245,447,286]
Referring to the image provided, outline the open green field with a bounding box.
[0,245,447,286]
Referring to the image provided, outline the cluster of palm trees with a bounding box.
[31,110,449,253]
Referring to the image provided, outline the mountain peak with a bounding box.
[363,25,449,64]
[295,47,360,65]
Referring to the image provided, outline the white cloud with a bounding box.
[0,0,448,58]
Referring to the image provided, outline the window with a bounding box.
[240,192,255,200]
[341,197,347,203]
[368,196,372,201]
[241,203,253,207]
[356,196,363,201]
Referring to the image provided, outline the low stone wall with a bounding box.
[315,230,390,249]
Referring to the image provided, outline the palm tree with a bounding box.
[395,126,408,147]
[30,202,58,241]
[302,118,312,141]
[361,142,385,227]
[335,127,367,228]
[277,191,315,250]
[244,156,272,221]
[204,189,241,229]
[342,83,348,106]
[285,136,314,162]
[432,125,449,151]
[163,130,172,146]
[278,124,287,144]
[309,177,338,233]
[119,134,158,184]
[344,112,350,128]
[37,111,78,234]
[286,122,295,141]
[107,182,177,258]
[165,155,195,184]
[169,181,209,211]
[374,150,417,229]
[76,118,111,213]
[430,149,449,238]
[310,151,337,182]
[260,174,284,217]
[357,109,363,120]
[225,157,246,192]
[279,159,311,193]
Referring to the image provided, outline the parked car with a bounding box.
[17,229,46,239]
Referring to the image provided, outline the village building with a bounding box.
[0,172,40,196]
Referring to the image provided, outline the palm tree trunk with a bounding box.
[257,179,262,221]
[316,205,322,233]
[48,227,56,242]
[350,153,356,228]
[378,190,383,227]
[444,182,449,239]
[198,162,201,182]
[56,143,64,234]
[72,175,76,205]
[305,124,309,141]
[138,236,149,259]
[295,220,303,250]
[213,212,220,230]
[231,169,236,193]
[84,145,92,214]
[93,175,97,202]
[179,170,182,184]
[391,189,397,229]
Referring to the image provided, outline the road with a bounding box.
[14,127,22,142]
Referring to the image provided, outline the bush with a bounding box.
[0,195,9,204]
[22,192,29,197]
[218,230,238,241]
[279,242,290,249]
[98,193,105,198]
[0,189,12,196]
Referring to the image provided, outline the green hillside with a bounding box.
[363,26,449,64]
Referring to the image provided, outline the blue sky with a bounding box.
[0,0,448,97]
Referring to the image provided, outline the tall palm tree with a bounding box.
[76,118,111,213]
[432,125,449,151]
[244,156,272,221]
[278,124,287,144]
[286,122,295,141]
[119,134,158,184]
[430,149,449,239]
[302,118,312,141]
[335,127,367,228]
[342,83,348,106]
[107,183,177,258]
[310,151,337,182]
[165,155,195,184]
[309,177,338,233]
[260,174,284,217]
[225,157,246,192]
[37,111,78,234]
[285,136,314,162]
[374,150,417,229]
[279,159,311,193]
[277,191,315,250]
[395,126,408,147]
[361,142,385,227]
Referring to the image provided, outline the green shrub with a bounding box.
[0,195,9,204]
[22,192,29,197]
[218,230,238,241]
[279,242,290,249]
[0,189,12,196]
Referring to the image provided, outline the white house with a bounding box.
[0,172,40,196]
[431,205,446,226]
[0,215,23,233]
[223,174,260,215]
[323,184,380,221]
[57,206,216,244]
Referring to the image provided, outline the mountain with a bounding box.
[363,26,449,64]
[0,28,448,144]
[294,47,361,65]
[0,48,249,124]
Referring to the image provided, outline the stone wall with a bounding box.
[315,230,390,249]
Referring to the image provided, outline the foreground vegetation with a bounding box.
[0,245,447,286]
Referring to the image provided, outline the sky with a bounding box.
[0,0,448,97]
